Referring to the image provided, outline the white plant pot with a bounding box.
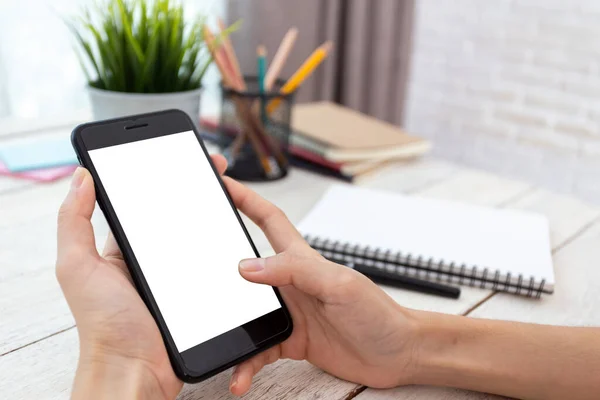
[88,86,202,123]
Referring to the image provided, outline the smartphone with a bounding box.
[71,109,292,383]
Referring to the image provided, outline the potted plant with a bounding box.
[67,0,235,122]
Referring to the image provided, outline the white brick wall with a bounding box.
[405,0,600,203]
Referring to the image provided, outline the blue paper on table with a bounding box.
[0,137,78,172]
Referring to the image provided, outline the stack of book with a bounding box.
[289,102,431,181]
[200,102,431,182]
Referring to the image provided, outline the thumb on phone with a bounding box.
[239,251,356,302]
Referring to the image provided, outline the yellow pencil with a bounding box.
[266,41,332,114]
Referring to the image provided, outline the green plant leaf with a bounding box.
[139,0,148,49]
[213,19,242,49]
[64,19,104,85]
[103,19,127,90]
[84,21,123,90]
[116,0,145,63]
[138,17,161,92]
[196,51,213,84]
[169,5,182,50]
[63,0,239,93]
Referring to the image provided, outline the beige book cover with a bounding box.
[291,102,431,162]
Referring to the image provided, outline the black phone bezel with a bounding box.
[71,109,293,383]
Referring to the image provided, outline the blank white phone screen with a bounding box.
[89,130,280,352]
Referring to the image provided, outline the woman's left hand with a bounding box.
[56,155,228,399]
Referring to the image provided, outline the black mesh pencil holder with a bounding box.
[219,76,295,182]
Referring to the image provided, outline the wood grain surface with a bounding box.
[2,130,599,400]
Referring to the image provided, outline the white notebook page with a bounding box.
[297,185,554,288]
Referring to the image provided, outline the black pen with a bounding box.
[329,258,461,299]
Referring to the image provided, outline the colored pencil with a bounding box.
[264,27,298,91]
[221,40,285,167]
[257,45,267,124]
[219,18,248,160]
[266,41,333,114]
[208,26,286,176]
[218,18,244,89]
[246,27,297,150]
[212,24,288,171]
[217,17,247,162]
[257,45,267,94]
[203,26,273,175]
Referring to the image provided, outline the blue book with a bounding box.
[0,137,78,172]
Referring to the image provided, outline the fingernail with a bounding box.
[230,370,238,390]
[239,258,265,272]
[71,168,85,190]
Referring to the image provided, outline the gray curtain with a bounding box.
[226,0,415,126]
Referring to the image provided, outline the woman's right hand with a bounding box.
[223,177,420,396]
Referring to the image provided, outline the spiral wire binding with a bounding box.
[305,234,547,298]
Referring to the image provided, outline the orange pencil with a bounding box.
[217,18,248,156]
[218,18,245,89]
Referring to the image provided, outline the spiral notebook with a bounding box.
[298,185,554,297]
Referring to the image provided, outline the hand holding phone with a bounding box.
[58,119,419,397]
[70,110,292,382]
[57,165,194,399]
[212,177,418,395]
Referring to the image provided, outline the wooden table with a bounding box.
[2,129,600,399]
